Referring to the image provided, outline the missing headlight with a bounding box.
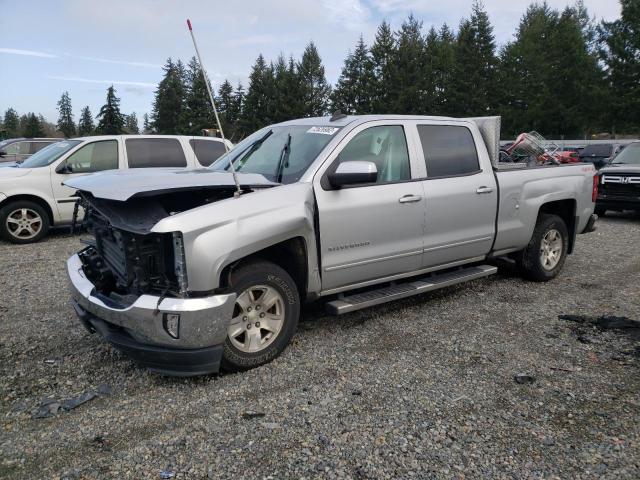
[172,232,188,295]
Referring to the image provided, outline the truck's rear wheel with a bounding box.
[516,214,568,282]
[0,200,50,244]
[221,260,300,372]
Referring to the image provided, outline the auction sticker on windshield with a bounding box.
[307,126,339,135]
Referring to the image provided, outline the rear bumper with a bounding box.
[67,253,236,376]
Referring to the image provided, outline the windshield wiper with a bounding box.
[228,129,273,171]
[275,133,292,183]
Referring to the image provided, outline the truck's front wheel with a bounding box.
[221,260,300,372]
[516,214,568,282]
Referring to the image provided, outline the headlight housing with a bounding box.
[172,232,188,295]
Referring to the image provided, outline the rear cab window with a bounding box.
[189,139,226,167]
[417,125,480,178]
[126,138,187,168]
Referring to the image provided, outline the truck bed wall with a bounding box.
[493,164,595,254]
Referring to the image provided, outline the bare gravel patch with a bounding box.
[1,217,639,479]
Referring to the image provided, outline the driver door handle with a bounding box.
[476,186,494,194]
[399,194,423,204]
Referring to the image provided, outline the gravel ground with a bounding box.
[1,215,639,479]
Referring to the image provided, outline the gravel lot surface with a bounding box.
[1,215,639,479]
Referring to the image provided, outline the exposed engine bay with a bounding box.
[74,186,248,304]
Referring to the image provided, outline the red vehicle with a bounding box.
[554,150,581,163]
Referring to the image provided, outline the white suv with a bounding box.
[0,135,231,243]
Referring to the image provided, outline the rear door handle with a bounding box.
[399,194,423,204]
[476,186,494,194]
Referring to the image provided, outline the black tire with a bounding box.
[0,200,50,244]
[516,214,568,282]
[221,260,300,372]
[594,206,606,217]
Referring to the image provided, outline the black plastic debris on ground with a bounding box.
[559,315,640,343]
[33,384,113,419]
[241,411,266,420]
[514,373,536,384]
[559,315,639,331]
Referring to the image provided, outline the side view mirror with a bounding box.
[55,161,72,174]
[328,161,377,188]
[0,150,6,157]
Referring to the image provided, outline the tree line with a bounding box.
[1,0,638,140]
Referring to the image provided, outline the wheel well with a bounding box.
[220,237,309,298]
[539,199,576,253]
[0,195,55,225]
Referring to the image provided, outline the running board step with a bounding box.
[325,265,497,315]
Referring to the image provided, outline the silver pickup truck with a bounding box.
[65,115,598,376]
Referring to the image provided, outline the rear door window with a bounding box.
[126,138,187,168]
[189,139,226,166]
[418,125,480,178]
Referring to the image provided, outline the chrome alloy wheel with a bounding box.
[5,208,43,240]
[540,228,563,270]
[227,285,285,353]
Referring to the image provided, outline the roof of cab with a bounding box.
[275,114,460,128]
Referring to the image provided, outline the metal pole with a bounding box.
[187,19,241,197]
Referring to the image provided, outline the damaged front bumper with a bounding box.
[67,254,236,376]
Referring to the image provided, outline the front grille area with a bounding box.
[600,181,640,198]
[82,209,179,296]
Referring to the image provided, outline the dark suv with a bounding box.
[0,138,62,163]
[579,143,624,170]
[596,141,640,216]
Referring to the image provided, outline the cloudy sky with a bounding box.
[0,0,620,125]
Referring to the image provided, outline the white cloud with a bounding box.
[321,0,371,30]
[0,48,57,58]
[46,75,156,88]
[71,54,161,69]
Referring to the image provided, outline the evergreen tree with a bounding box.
[18,114,28,136]
[23,113,44,137]
[498,3,603,137]
[229,83,245,139]
[143,113,151,133]
[331,36,375,114]
[56,91,76,138]
[217,79,235,134]
[96,85,125,134]
[388,15,428,114]
[241,54,277,133]
[298,42,331,116]
[599,0,640,132]
[151,58,187,134]
[39,115,58,137]
[370,21,397,113]
[425,24,456,115]
[180,56,214,135]
[124,112,140,134]
[77,106,95,136]
[2,108,19,138]
[450,1,497,116]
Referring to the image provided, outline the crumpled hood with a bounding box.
[63,168,278,201]
[0,161,20,168]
